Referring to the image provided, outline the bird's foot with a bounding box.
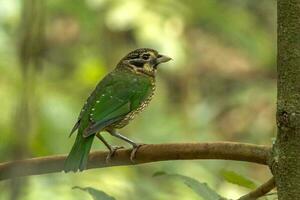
[106,146,124,163]
[130,143,145,162]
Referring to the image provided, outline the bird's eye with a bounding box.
[141,53,150,60]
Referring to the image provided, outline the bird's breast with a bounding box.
[111,82,156,129]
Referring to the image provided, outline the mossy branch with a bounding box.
[0,142,270,181]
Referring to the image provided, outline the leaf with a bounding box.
[73,186,116,200]
[152,171,167,177]
[153,172,226,200]
[220,170,257,189]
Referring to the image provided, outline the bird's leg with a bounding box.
[96,133,123,163]
[108,129,144,162]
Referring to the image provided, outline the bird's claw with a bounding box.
[130,143,144,162]
[106,146,124,163]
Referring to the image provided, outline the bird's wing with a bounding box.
[69,81,104,137]
[82,73,152,137]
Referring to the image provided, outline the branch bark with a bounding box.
[0,142,270,181]
[238,177,276,200]
[271,0,300,199]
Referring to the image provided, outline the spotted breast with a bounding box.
[109,80,156,129]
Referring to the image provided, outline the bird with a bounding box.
[64,48,171,172]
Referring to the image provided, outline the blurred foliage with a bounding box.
[72,186,116,200]
[220,170,257,190]
[0,0,276,199]
[153,172,226,200]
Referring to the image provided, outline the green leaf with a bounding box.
[73,186,116,200]
[220,170,257,189]
[153,172,226,200]
[152,171,167,177]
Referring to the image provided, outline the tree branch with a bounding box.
[0,142,270,181]
[238,177,276,200]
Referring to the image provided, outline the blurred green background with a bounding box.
[0,0,276,199]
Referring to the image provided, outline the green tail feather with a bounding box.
[64,133,94,172]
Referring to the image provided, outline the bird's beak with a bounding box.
[156,54,172,64]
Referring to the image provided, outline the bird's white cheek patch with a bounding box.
[144,63,153,73]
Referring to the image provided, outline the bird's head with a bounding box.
[118,48,171,77]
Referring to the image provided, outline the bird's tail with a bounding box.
[64,133,94,172]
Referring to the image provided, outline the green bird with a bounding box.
[64,48,171,172]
